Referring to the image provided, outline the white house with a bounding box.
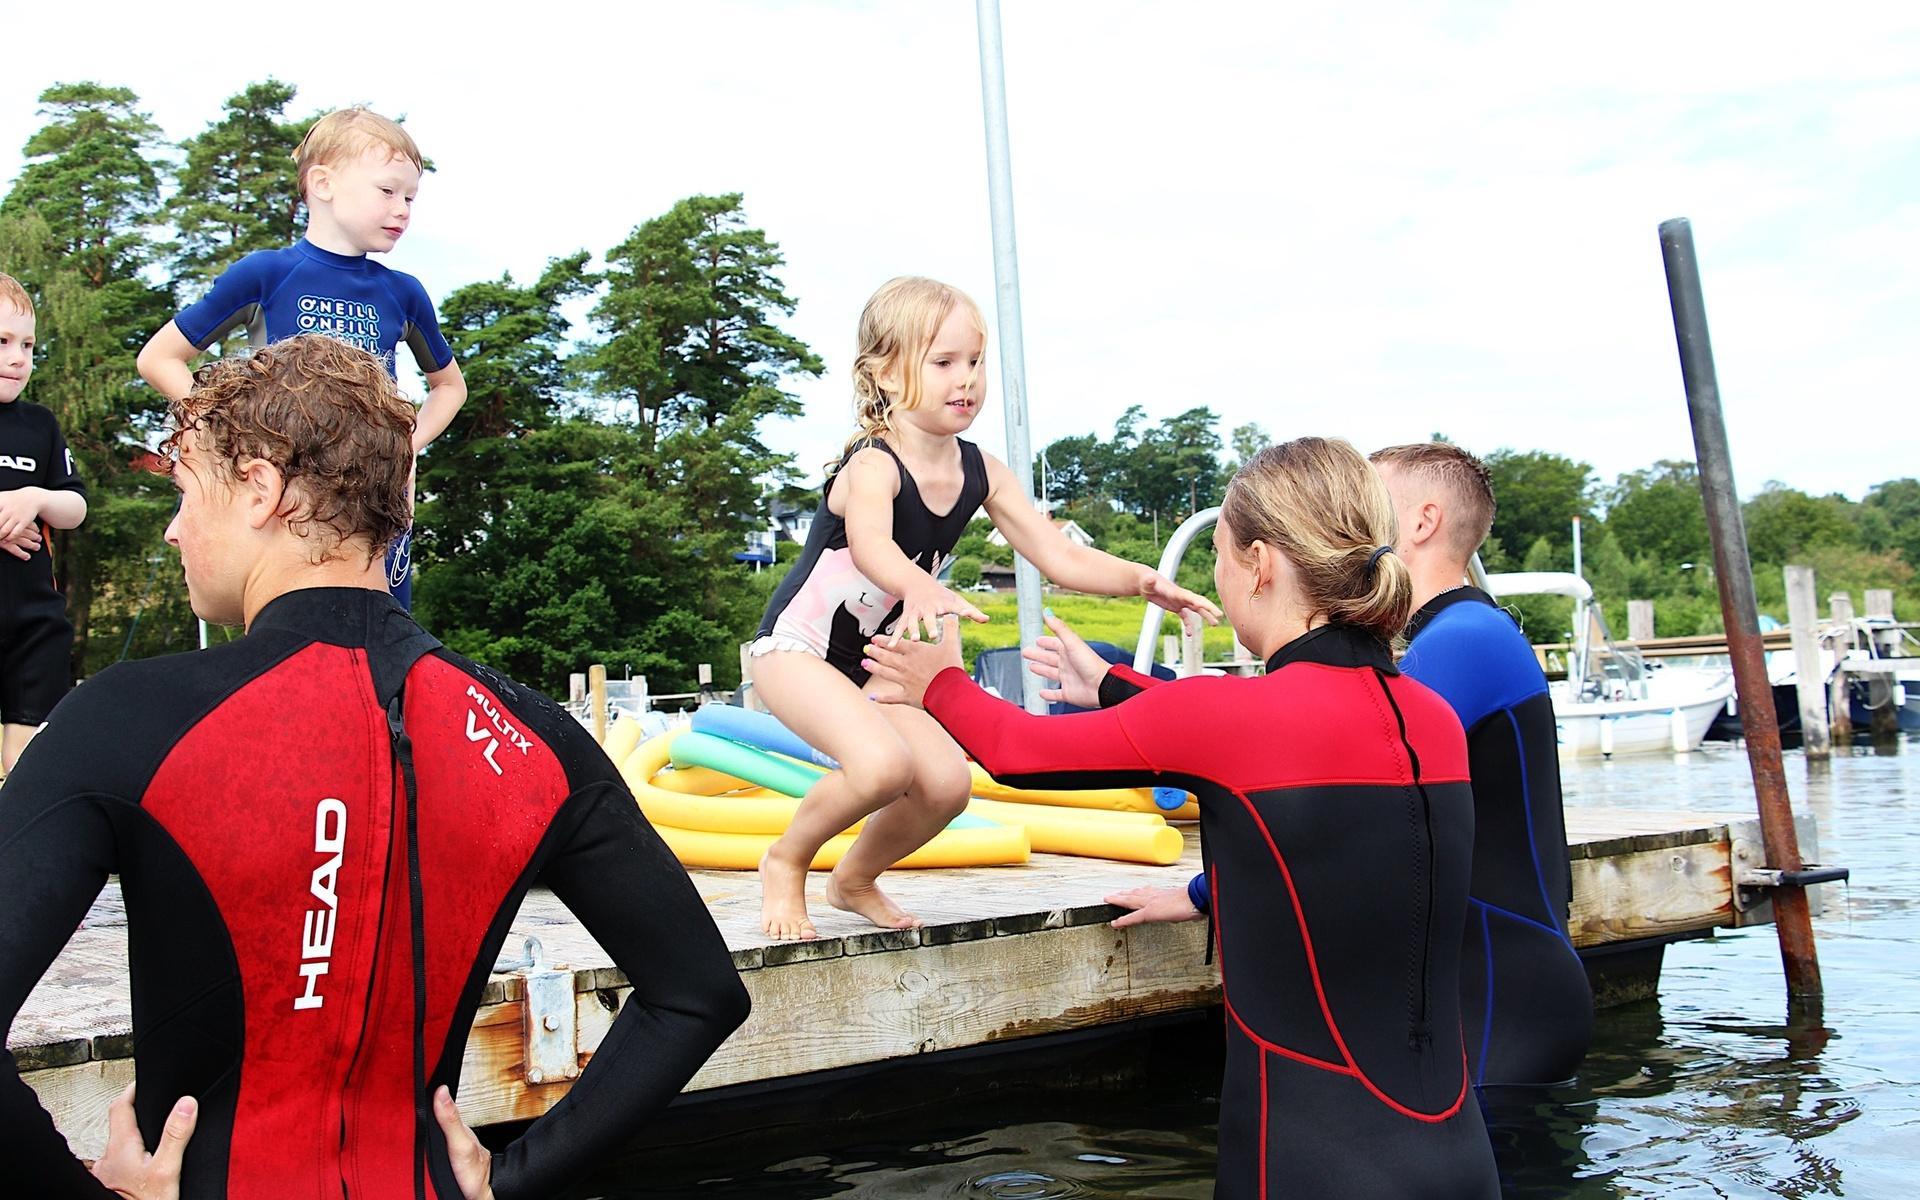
[987,518,1094,549]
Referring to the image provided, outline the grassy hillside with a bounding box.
[957,593,1241,671]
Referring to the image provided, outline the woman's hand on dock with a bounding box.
[1106,885,1204,929]
[433,1086,496,1200]
[1138,570,1223,626]
[864,618,964,707]
[1023,611,1112,708]
[91,1083,196,1200]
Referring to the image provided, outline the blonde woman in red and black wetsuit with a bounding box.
[865,437,1499,1200]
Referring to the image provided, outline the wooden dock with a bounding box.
[15,806,1816,1159]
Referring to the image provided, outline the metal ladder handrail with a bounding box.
[1132,507,1221,672]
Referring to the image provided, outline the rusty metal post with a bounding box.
[1659,218,1822,998]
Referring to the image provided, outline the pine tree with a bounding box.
[168,80,309,293]
[0,83,178,672]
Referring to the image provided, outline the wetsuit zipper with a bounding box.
[336,671,406,1200]
[1374,669,1435,1050]
[385,695,431,1200]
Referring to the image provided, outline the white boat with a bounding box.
[1483,571,1734,757]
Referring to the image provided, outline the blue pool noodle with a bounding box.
[692,704,840,769]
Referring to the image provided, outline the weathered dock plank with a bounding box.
[14,807,1799,1158]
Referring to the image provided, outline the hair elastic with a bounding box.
[1366,545,1394,571]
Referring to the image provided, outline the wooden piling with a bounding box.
[1628,600,1656,642]
[1660,216,1821,998]
[1785,567,1830,759]
[1828,594,1854,742]
[588,664,608,745]
[1180,615,1204,679]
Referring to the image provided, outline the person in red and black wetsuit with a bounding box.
[0,335,748,1200]
[865,437,1499,1199]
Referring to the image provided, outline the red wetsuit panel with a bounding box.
[141,643,393,1198]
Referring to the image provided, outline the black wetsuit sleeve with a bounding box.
[38,414,85,498]
[0,716,120,1198]
[489,780,749,1200]
[1097,663,1162,709]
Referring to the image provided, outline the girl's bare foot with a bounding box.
[826,868,921,931]
[759,849,818,940]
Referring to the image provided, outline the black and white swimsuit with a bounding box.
[754,438,988,685]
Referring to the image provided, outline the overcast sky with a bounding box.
[5,2,1915,501]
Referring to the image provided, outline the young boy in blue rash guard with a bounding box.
[1369,441,1592,1088]
[138,107,467,610]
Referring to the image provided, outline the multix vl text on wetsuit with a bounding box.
[0,588,748,1200]
[1400,586,1593,1087]
[0,397,86,728]
[926,625,1500,1199]
[757,438,988,684]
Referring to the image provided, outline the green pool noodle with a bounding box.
[668,730,996,831]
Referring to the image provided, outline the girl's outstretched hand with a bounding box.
[864,616,964,707]
[1022,611,1111,709]
[895,580,989,643]
[1139,571,1223,626]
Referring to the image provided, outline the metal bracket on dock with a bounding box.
[1731,835,1849,912]
[498,936,580,1086]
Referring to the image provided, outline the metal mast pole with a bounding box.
[976,0,1046,713]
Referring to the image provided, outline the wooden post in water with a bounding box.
[588,664,608,746]
[1179,614,1205,679]
[1785,566,1830,759]
[1659,217,1822,999]
[1628,600,1655,642]
[1829,593,1855,743]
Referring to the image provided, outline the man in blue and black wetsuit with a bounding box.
[2,334,746,1199]
[1372,441,1592,1088]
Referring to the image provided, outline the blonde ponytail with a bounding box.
[1220,437,1412,644]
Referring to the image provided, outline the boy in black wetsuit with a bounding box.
[0,273,87,776]
[0,335,747,1199]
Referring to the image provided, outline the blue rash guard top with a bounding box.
[1398,587,1593,1088]
[172,240,454,378]
[172,240,455,610]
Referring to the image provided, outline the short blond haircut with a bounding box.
[0,273,33,318]
[1369,442,1496,559]
[1222,437,1412,643]
[292,108,424,201]
[836,276,986,468]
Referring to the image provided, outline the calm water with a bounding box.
[573,736,1918,1198]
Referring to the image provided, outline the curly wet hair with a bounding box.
[160,334,416,561]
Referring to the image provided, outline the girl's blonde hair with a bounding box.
[1220,436,1412,643]
[834,276,986,470]
[292,107,425,201]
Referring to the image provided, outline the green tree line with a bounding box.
[1009,422,1917,642]
[4,80,1913,698]
[1,80,818,693]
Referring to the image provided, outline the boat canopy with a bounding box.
[1484,572,1595,604]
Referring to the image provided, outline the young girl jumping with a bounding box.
[750,276,1219,939]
